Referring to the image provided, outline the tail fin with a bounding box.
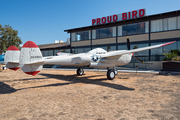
[4,46,20,71]
[19,41,44,76]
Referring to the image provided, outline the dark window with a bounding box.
[76,32,83,41]
[100,28,107,38]
[96,29,100,39]
[128,23,137,35]
[118,45,127,50]
[107,45,116,51]
[107,27,113,37]
[84,31,89,40]
[84,48,91,53]
[138,22,145,34]
[122,25,127,36]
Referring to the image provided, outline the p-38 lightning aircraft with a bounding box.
[4,39,176,80]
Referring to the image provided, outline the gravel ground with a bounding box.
[0,69,180,120]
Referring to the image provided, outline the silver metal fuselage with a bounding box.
[44,50,132,68]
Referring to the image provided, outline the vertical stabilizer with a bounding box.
[19,41,44,76]
[4,46,20,71]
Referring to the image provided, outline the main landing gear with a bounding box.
[107,68,118,80]
[77,68,84,76]
[76,67,118,80]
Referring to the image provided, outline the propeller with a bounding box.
[127,37,144,64]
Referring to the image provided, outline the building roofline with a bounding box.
[64,9,180,33]
[38,42,70,50]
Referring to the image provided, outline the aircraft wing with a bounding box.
[101,41,176,59]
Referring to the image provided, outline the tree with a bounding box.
[0,24,22,54]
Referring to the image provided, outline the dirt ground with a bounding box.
[0,69,180,120]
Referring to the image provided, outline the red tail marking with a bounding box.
[22,41,38,48]
[9,67,20,71]
[160,41,176,47]
[25,71,40,76]
[7,46,19,51]
[132,53,134,56]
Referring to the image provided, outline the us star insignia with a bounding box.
[92,54,100,62]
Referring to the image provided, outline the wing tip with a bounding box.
[160,41,176,47]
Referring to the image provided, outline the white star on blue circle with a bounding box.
[92,54,99,62]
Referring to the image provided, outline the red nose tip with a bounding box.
[132,53,134,56]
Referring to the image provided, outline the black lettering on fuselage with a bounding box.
[30,56,42,59]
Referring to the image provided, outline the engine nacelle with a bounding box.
[116,54,132,66]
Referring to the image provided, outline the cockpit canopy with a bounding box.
[87,48,107,54]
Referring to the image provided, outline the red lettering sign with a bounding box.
[139,9,145,17]
[128,12,131,19]
[113,15,117,22]
[107,16,111,23]
[132,10,137,18]
[92,19,96,25]
[101,17,106,24]
[96,18,100,25]
[122,13,127,20]
[91,9,146,25]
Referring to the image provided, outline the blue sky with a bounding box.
[1,0,180,45]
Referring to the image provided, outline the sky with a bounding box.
[1,0,180,45]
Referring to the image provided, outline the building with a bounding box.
[40,9,180,69]
[39,42,70,57]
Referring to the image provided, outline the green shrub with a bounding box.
[174,57,180,61]
[163,52,178,61]
[170,49,180,56]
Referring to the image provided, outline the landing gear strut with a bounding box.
[107,67,118,80]
[77,68,84,76]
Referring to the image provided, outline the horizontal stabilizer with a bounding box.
[24,60,45,65]
[8,61,19,64]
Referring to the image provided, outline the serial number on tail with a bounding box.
[30,56,42,58]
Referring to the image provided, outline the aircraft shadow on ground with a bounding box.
[0,82,17,94]
[0,73,135,94]
[2,78,47,82]
[37,73,135,91]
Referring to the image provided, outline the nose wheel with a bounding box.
[77,68,84,76]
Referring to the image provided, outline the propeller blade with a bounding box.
[133,56,144,64]
[127,37,130,50]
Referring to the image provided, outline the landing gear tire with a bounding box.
[3,66,7,70]
[107,70,115,80]
[77,68,84,76]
